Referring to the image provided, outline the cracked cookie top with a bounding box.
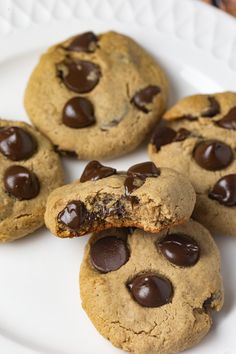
[80,220,223,354]
[44,161,196,238]
[24,31,168,160]
[0,119,64,242]
[148,92,236,236]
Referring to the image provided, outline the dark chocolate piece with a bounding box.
[127,273,173,307]
[90,236,129,273]
[201,96,220,118]
[193,140,233,171]
[80,161,116,182]
[63,97,95,128]
[67,32,98,52]
[57,200,88,230]
[57,59,101,93]
[0,126,37,161]
[4,165,40,200]
[158,233,200,267]
[131,86,160,113]
[216,107,236,130]
[209,174,236,206]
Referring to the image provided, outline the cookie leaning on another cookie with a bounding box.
[148,92,236,236]
[24,31,168,159]
[0,119,64,242]
[80,221,224,354]
[44,161,196,238]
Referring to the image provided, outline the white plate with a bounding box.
[0,0,236,353]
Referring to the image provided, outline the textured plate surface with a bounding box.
[0,0,236,353]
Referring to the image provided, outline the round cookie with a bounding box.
[80,220,224,354]
[0,119,64,241]
[45,161,196,238]
[148,92,236,236]
[24,31,168,159]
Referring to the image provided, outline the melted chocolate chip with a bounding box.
[0,126,37,161]
[174,128,191,141]
[127,161,160,178]
[62,97,95,128]
[151,126,190,150]
[209,174,236,206]
[124,175,144,195]
[193,140,233,171]
[216,107,236,130]
[90,236,129,273]
[151,127,176,150]
[57,59,101,93]
[57,201,88,230]
[158,234,200,267]
[80,161,117,182]
[127,273,173,308]
[131,85,161,113]
[67,32,98,52]
[4,165,40,200]
[201,96,220,118]
[124,162,160,195]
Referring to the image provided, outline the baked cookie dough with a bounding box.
[80,220,224,354]
[148,92,236,235]
[0,119,64,241]
[24,31,168,159]
[45,161,195,238]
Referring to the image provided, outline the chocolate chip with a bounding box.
[131,85,161,113]
[90,236,129,273]
[151,126,191,150]
[124,175,144,195]
[62,97,95,128]
[4,165,40,200]
[57,201,88,231]
[158,234,200,267]
[201,96,220,118]
[151,127,176,150]
[57,59,101,93]
[0,126,37,161]
[124,162,160,195]
[209,174,236,206]
[80,161,117,182]
[67,32,98,53]
[193,140,233,171]
[127,161,160,178]
[216,107,236,130]
[174,128,191,141]
[127,273,173,308]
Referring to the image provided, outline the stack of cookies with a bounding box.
[1,30,235,353]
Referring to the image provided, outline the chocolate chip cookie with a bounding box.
[45,161,195,238]
[148,92,236,235]
[80,221,223,354]
[24,31,168,159]
[0,119,64,241]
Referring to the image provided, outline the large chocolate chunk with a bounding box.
[63,97,95,128]
[158,233,200,267]
[67,32,98,53]
[57,59,101,93]
[216,107,236,130]
[209,174,236,206]
[4,165,40,200]
[201,96,220,118]
[80,161,117,182]
[0,126,37,161]
[193,140,233,171]
[151,126,190,150]
[127,273,173,307]
[131,85,160,113]
[57,201,88,230]
[90,236,129,273]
